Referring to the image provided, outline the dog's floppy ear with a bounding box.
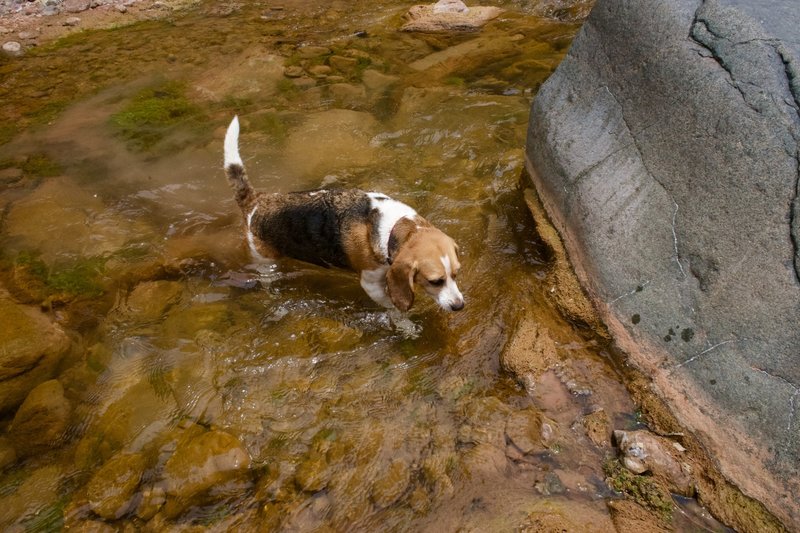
[386,258,417,312]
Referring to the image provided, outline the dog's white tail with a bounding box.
[224,115,243,168]
[223,116,255,210]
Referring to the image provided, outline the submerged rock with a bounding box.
[283,109,382,177]
[0,292,71,413]
[86,452,147,520]
[0,437,16,470]
[74,380,178,468]
[192,48,285,101]
[295,451,331,493]
[500,317,558,391]
[401,0,502,33]
[161,429,251,517]
[8,379,71,457]
[371,459,411,507]
[1,40,22,56]
[581,408,611,448]
[115,280,184,323]
[0,465,62,529]
[505,408,558,454]
[4,178,147,262]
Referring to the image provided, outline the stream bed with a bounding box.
[0,1,731,531]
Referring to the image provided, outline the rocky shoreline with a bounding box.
[0,0,198,53]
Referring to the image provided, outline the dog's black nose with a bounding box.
[450,300,464,311]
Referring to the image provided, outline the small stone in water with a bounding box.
[2,41,23,56]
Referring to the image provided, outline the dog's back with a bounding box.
[248,190,373,269]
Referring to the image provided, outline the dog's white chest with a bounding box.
[368,193,417,259]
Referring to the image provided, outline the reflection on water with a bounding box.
[0,1,730,531]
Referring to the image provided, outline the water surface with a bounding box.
[0,1,727,531]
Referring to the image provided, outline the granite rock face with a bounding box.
[526,0,800,528]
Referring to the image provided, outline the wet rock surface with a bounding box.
[8,379,71,457]
[161,429,251,516]
[0,291,71,413]
[526,0,800,527]
[86,452,147,519]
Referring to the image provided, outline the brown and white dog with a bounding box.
[223,116,464,312]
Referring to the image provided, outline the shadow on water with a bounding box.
[0,1,733,531]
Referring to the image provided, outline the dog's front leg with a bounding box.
[360,267,395,309]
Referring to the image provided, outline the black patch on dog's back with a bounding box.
[251,190,371,269]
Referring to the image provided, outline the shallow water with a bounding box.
[0,1,730,531]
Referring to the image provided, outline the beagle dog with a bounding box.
[223,116,464,312]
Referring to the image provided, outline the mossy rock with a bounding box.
[603,457,673,523]
[8,251,108,304]
[0,465,63,529]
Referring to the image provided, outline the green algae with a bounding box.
[12,251,105,300]
[110,80,202,151]
[21,154,63,178]
[247,112,291,142]
[0,153,62,180]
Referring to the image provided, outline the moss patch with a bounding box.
[13,251,106,301]
[247,112,290,142]
[110,80,202,151]
[603,457,673,523]
[21,153,63,178]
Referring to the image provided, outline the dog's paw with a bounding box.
[247,261,281,287]
[387,310,421,338]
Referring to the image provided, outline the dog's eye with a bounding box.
[429,278,445,287]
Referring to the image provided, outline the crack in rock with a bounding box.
[690,19,761,115]
[751,366,800,434]
[689,4,800,286]
[674,338,737,369]
[774,43,800,117]
[609,279,651,305]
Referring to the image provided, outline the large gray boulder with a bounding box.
[526,0,799,528]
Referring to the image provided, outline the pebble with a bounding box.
[64,0,91,13]
[2,40,22,56]
[64,17,81,27]
[283,65,304,78]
